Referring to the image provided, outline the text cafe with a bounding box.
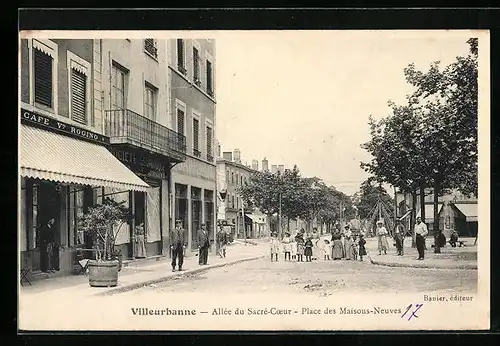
[107,146,172,259]
[19,109,150,279]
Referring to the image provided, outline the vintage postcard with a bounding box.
[18,29,490,331]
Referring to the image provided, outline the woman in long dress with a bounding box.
[135,223,147,258]
[296,234,305,262]
[376,220,389,255]
[343,225,355,260]
[311,228,320,260]
[331,232,343,260]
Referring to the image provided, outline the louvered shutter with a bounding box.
[193,118,199,150]
[206,60,213,95]
[177,39,185,69]
[206,126,212,156]
[177,109,185,135]
[193,47,200,82]
[34,49,53,108]
[144,39,157,58]
[71,69,87,124]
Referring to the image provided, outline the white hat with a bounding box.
[377,220,384,224]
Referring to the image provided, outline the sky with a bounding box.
[215,31,474,195]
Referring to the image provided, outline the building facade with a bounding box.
[100,39,187,259]
[216,156,267,239]
[167,38,217,253]
[19,38,170,279]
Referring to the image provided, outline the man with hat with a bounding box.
[170,219,186,272]
[414,216,428,260]
[197,222,211,265]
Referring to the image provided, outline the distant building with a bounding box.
[233,148,241,164]
[271,165,278,174]
[222,151,233,161]
[251,159,259,171]
[216,158,266,239]
[262,157,269,172]
[278,165,285,174]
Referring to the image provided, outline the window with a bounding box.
[31,183,39,249]
[232,195,235,209]
[206,125,213,162]
[193,46,201,86]
[69,69,87,124]
[235,173,239,186]
[240,176,243,186]
[112,63,127,110]
[144,39,158,59]
[34,49,53,108]
[177,109,185,135]
[177,39,186,75]
[144,82,157,120]
[231,172,234,184]
[206,59,213,96]
[193,117,200,157]
[226,170,230,182]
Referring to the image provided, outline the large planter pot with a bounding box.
[88,259,119,287]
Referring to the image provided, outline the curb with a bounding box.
[95,255,265,296]
[367,251,477,270]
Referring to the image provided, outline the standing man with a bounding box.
[170,220,186,272]
[197,222,211,265]
[414,216,429,260]
[394,219,405,256]
[39,217,56,273]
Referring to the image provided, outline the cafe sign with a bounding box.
[21,108,110,145]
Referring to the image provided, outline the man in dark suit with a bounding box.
[39,217,57,273]
[197,222,211,265]
[170,220,186,272]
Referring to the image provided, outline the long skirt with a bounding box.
[304,247,313,257]
[297,244,305,256]
[332,240,343,259]
[312,239,320,259]
[378,235,389,253]
[344,238,355,260]
[135,235,147,258]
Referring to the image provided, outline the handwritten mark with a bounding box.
[401,304,423,321]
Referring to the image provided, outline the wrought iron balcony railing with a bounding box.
[193,148,201,158]
[207,153,214,162]
[104,109,187,160]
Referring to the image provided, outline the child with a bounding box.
[358,234,367,261]
[323,239,331,261]
[270,232,280,262]
[352,235,358,261]
[282,232,292,261]
[304,237,313,262]
[296,234,305,262]
[290,236,297,261]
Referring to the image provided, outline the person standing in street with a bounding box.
[394,219,405,256]
[282,232,292,261]
[414,216,429,260]
[376,220,389,255]
[170,220,186,272]
[331,231,343,260]
[217,225,228,258]
[304,237,313,262]
[197,223,211,265]
[270,232,280,262]
[134,222,147,258]
[358,234,367,261]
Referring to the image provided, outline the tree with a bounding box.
[404,38,478,252]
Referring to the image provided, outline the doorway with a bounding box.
[133,191,146,258]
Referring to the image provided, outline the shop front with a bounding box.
[19,109,150,278]
[108,146,172,259]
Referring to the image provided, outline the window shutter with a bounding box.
[193,118,199,150]
[34,48,53,108]
[177,39,185,72]
[206,126,212,155]
[206,60,213,95]
[144,39,157,58]
[177,109,185,135]
[193,47,200,82]
[71,69,87,124]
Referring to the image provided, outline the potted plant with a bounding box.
[78,198,130,287]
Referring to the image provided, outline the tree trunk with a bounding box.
[393,186,398,226]
[287,217,290,233]
[420,182,426,226]
[433,177,441,254]
[411,190,418,248]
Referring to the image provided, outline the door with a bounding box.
[133,191,146,257]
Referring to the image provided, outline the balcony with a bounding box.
[104,109,187,162]
[193,148,201,158]
[207,153,214,163]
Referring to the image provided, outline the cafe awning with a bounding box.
[20,125,150,191]
[453,203,478,222]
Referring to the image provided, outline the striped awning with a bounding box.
[453,203,478,222]
[20,125,150,191]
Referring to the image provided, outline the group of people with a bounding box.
[170,219,212,272]
[269,225,368,262]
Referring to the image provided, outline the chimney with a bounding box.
[262,157,269,172]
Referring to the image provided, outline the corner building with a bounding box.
[167,38,217,254]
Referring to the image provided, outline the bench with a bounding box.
[20,268,31,286]
[448,240,467,247]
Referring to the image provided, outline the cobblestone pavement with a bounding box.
[124,255,477,297]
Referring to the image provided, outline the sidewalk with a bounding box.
[365,236,477,269]
[19,242,267,298]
